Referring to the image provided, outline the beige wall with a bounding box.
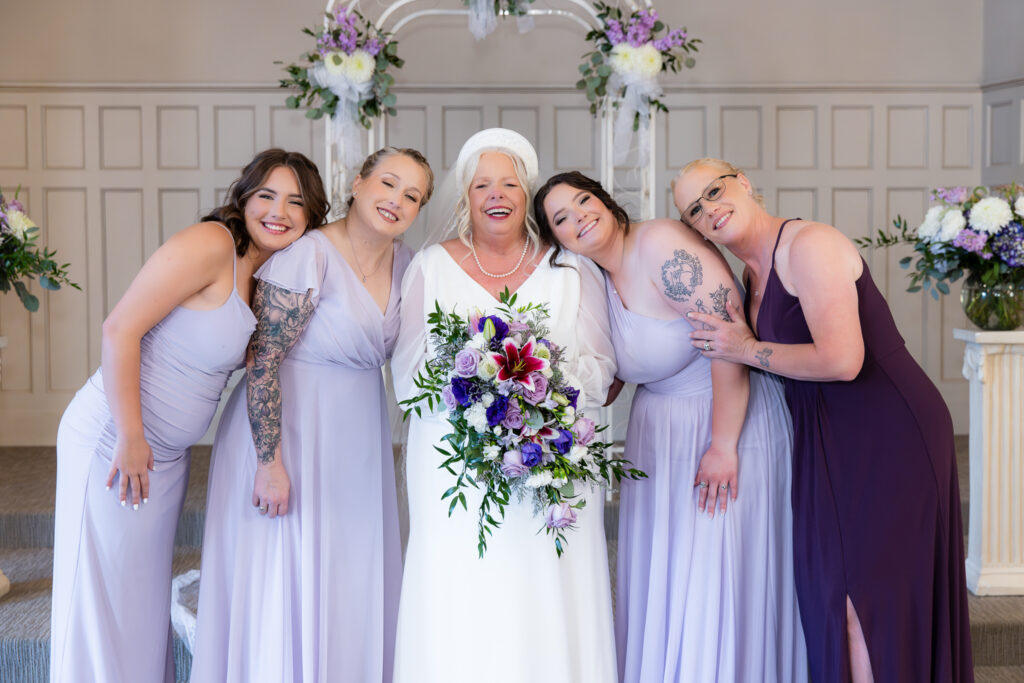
[1,0,984,86]
[0,0,1010,443]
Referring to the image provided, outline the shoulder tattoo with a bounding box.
[661,249,703,302]
[755,346,773,369]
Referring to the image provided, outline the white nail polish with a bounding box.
[143,498,149,504]
[120,500,126,507]
[105,485,111,491]
[133,503,139,511]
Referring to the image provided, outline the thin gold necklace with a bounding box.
[344,223,390,283]
[469,233,529,279]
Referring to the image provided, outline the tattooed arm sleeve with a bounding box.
[246,281,316,465]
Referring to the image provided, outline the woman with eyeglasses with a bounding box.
[535,171,807,683]
[675,158,973,683]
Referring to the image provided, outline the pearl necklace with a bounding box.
[469,234,529,279]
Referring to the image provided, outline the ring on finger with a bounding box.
[703,341,711,352]
[259,505,268,513]
[719,484,729,490]
[698,481,709,489]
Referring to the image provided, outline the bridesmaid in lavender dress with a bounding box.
[189,147,433,683]
[679,158,973,682]
[50,149,327,683]
[535,172,807,683]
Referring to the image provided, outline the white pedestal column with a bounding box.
[955,328,1024,595]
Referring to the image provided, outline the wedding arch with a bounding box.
[312,0,687,221]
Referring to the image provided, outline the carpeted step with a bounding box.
[0,447,212,550]
[975,665,1024,682]
[0,547,199,683]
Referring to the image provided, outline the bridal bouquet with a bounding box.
[1,186,78,312]
[401,290,644,558]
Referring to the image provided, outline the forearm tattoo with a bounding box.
[755,346,773,369]
[247,282,315,465]
[661,249,703,302]
[709,284,733,322]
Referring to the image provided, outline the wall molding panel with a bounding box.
[0,86,981,442]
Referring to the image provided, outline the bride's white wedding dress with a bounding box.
[391,244,618,682]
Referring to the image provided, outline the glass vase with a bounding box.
[960,274,1024,331]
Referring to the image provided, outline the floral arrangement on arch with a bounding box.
[857,184,1024,328]
[401,289,645,558]
[577,2,700,163]
[1,187,79,312]
[463,0,535,40]
[279,6,403,168]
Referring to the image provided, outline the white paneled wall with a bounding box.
[0,85,985,443]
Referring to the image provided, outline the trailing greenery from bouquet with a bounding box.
[0,186,79,312]
[576,2,700,130]
[278,6,402,127]
[856,184,1024,300]
[400,288,645,558]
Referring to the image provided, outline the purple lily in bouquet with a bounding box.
[401,288,645,557]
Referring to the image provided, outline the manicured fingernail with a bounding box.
[120,500,126,507]
[132,503,139,511]
[105,485,111,491]
[143,498,149,505]
[686,311,694,318]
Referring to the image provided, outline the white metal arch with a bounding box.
[321,0,658,220]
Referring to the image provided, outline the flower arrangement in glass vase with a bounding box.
[1,187,79,312]
[857,184,1024,330]
[577,2,700,163]
[401,289,645,558]
[279,6,402,169]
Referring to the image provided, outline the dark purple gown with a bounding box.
[749,220,973,682]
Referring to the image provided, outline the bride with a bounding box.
[391,128,619,682]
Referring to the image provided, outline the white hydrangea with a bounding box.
[323,52,346,75]
[936,209,966,243]
[481,393,494,408]
[465,403,488,433]
[483,445,501,461]
[525,471,553,489]
[567,445,588,464]
[342,49,375,84]
[1015,195,1024,219]
[968,196,1013,235]
[915,205,944,241]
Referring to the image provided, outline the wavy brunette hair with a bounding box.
[203,149,329,256]
[533,171,631,268]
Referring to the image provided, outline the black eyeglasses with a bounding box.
[680,174,738,225]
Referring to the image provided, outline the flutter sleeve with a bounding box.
[391,249,430,404]
[564,255,617,410]
[253,232,326,304]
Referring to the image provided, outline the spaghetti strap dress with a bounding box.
[749,219,974,682]
[608,274,807,683]
[50,224,255,683]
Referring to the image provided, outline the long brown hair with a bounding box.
[534,171,631,267]
[203,148,329,256]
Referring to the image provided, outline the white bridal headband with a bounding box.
[455,128,539,189]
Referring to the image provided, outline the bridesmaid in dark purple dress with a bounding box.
[675,158,973,683]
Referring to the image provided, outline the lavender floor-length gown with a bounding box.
[609,275,808,683]
[189,230,412,683]
[51,225,255,683]
[751,220,973,682]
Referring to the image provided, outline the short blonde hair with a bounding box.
[451,149,542,256]
[672,157,765,211]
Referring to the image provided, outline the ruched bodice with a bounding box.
[606,273,710,397]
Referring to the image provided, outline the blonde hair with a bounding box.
[450,148,542,257]
[672,157,766,211]
[348,146,435,208]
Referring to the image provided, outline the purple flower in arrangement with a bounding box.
[545,502,577,529]
[501,401,525,430]
[467,310,483,336]
[653,28,688,51]
[477,315,510,348]
[933,186,970,204]
[605,18,626,45]
[450,377,480,408]
[441,385,458,412]
[571,416,596,446]
[519,372,548,405]
[486,395,509,427]
[562,386,580,409]
[625,9,658,47]
[364,37,383,56]
[991,222,1024,267]
[501,450,530,477]
[550,429,574,455]
[521,442,543,468]
[952,229,989,256]
[454,348,481,378]
[8,199,23,213]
